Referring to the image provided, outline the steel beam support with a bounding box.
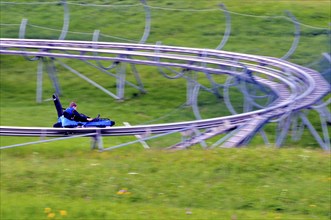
[191,83,202,120]
[193,128,208,149]
[0,133,97,150]
[82,59,145,93]
[212,126,243,148]
[139,0,151,44]
[178,127,208,149]
[102,128,188,152]
[36,58,43,103]
[123,122,150,149]
[281,11,300,60]
[290,113,304,141]
[46,57,61,97]
[19,0,69,41]
[116,62,126,100]
[275,115,292,147]
[55,59,120,99]
[215,3,231,50]
[19,19,39,61]
[130,62,146,94]
[91,130,103,150]
[312,103,331,150]
[59,0,69,40]
[223,75,238,115]
[185,71,195,105]
[259,129,270,146]
[19,18,28,39]
[200,50,222,99]
[92,30,146,98]
[299,112,330,151]
[318,110,330,150]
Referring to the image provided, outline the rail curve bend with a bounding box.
[0,38,330,150]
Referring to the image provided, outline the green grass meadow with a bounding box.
[1,147,330,220]
[1,0,330,219]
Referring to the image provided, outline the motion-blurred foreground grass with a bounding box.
[1,147,330,220]
[0,0,330,219]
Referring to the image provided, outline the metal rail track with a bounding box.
[0,38,329,150]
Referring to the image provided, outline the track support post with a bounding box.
[91,130,103,151]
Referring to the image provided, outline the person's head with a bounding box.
[69,102,77,109]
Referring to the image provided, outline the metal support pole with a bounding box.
[201,50,222,99]
[275,115,292,147]
[130,62,146,94]
[191,83,202,120]
[59,0,69,40]
[46,58,61,96]
[313,105,331,150]
[123,122,150,149]
[223,75,238,115]
[281,11,300,60]
[212,126,242,148]
[186,71,195,105]
[0,133,97,150]
[215,3,231,50]
[91,130,103,150]
[259,129,270,146]
[193,128,208,149]
[36,58,43,103]
[139,0,151,44]
[116,62,126,100]
[290,113,302,141]
[19,18,28,39]
[300,112,330,151]
[318,110,330,150]
[102,128,189,151]
[55,59,120,99]
[19,18,39,61]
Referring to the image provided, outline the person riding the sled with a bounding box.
[52,94,114,128]
[63,102,94,122]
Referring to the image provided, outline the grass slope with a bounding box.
[1,147,330,219]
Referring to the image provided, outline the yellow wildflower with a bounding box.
[117,188,131,195]
[60,210,68,216]
[44,208,52,213]
[47,212,56,218]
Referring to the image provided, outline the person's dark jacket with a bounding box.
[63,107,90,122]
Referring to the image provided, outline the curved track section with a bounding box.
[0,38,330,150]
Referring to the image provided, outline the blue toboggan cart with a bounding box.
[52,94,115,128]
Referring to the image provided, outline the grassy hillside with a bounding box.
[0,0,330,219]
[1,147,330,220]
